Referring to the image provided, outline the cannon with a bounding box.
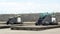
[35,13,58,25]
[7,16,23,25]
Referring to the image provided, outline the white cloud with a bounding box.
[0,2,60,14]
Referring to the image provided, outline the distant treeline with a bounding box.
[0,13,60,22]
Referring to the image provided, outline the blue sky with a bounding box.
[0,0,60,14]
